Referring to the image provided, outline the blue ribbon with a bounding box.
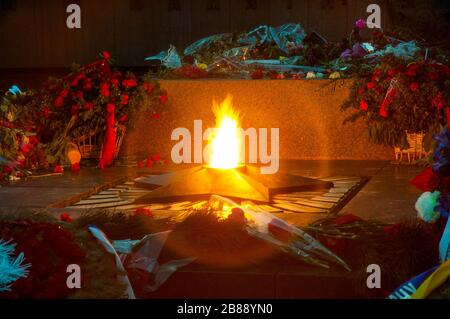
[439,216,450,263]
[388,265,439,299]
[8,85,22,96]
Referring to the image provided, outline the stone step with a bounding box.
[67,200,132,209]
[273,203,328,213]
[294,199,335,209]
[311,196,341,203]
[74,198,125,205]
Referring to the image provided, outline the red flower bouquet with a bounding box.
[0,220,86,298]
[35,52,167,167]
[342,57,450,148]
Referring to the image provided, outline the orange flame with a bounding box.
[208,95,241,169]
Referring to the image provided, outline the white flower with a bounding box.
[415,191,441,223]
[306,72,316,79]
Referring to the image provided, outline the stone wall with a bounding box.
[121,79,393,161]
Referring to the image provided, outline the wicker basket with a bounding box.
[74,124,126,160]
[394,132,428,163]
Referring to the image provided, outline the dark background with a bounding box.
[0,0,448,69]
[1,0,393,68]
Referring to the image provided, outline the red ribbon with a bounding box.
[99,103,116,169]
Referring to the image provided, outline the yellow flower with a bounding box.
[6,111,14,122]
[22,135,29,145]
[197,63,208,70]
[329,71,341,79]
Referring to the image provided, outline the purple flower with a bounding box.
[340,49,352,60]
[351,43,367,58]
[340,44,367,60]
[355,19,366,30]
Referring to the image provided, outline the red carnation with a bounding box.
[43,106,50,118]
[405,65,419,77]
[138,160,145,168]
[379,103,388,118]
[122,78,137,88]
[54,165,64,173]
[111,78,120,88]
[372,69,382,80]
[251,69,264,79]
[160,94,168,104]
[133,207,153,218]
[332,214,362,225]
[410,82,419,92]
[70,74,85,87]
[367,82,376,90]
[59,213,73,223]
[54,96,64,108]
[84,102,94,111]
[146,158,154,167]
[152,113,161,119]
[387,69,398,77]
[28,136,38,145]
[357,87,365,95]
[21,143,32,154]
[3,166,13,174]
[60,89,69,98]
[359,99,368,111]
[151,154,161,162]
[100,83,110,97]
[410,167,439,192]
[121,94,129,105]
[102,51,111,61]
[142,82,153,93]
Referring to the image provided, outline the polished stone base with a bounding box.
[134,165,332,203]
[122,79,393,161]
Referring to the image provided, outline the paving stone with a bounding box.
[329,188,349,193]
[67,200,132,209]
[75,198,125,205]
[311,196,341,203]
[294,199,335,209]
[88,195,120,200]
[323,193,344,198]
[0,187,91,208]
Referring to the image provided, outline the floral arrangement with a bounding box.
[341,57,450,148]
[0,220,86,298]
[412,128,450,223]
[148,18,449,82]
[171,65,209,79]
[0,89,44,181]
[0,211,129,299]
[36,51,168,167]
[0,52,168,181]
